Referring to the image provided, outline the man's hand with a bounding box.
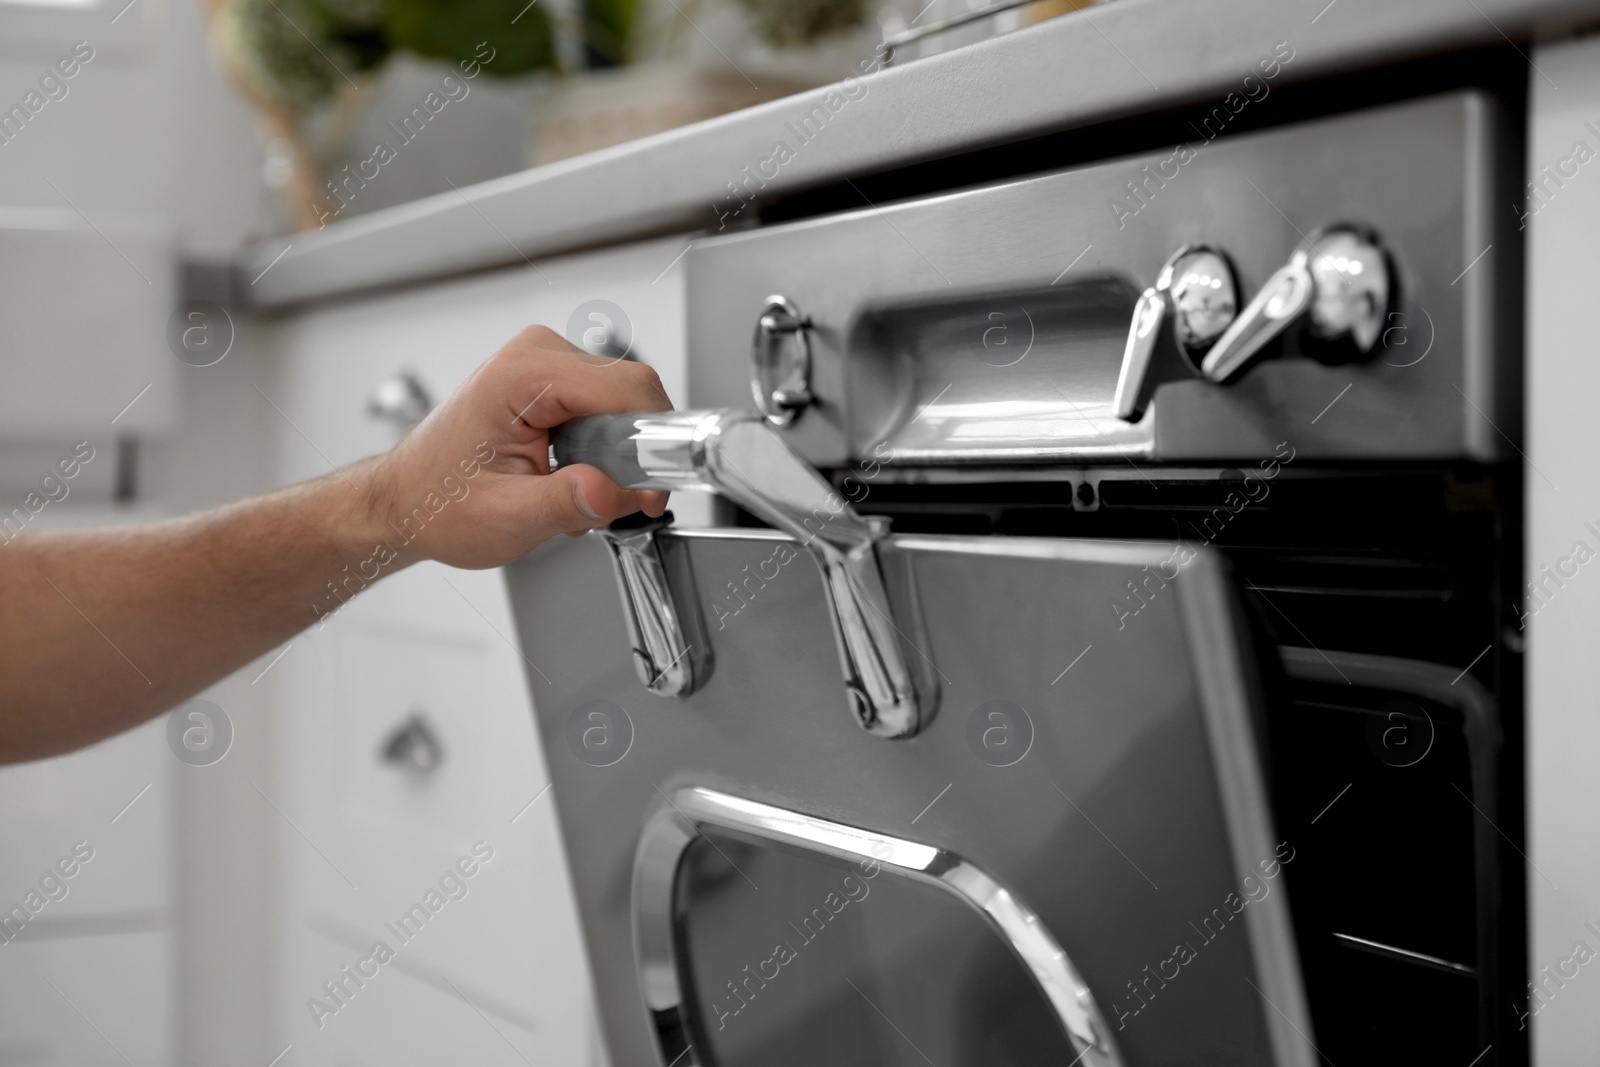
[364,325,672,569]
[0,325,675,763]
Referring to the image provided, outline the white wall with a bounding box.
[0,0,270,253]
[1528,30,1600,1067]
[0,2,278,1062]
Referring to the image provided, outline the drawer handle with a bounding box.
[367,372,434,430]
[380,714,443,773]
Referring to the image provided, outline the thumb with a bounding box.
[519,464,652,541]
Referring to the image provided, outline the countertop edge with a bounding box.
[237,0,1597,309]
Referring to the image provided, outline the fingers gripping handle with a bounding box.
[553,410,926,739]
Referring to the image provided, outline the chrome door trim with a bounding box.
[633,784,1126,1067]
[890,532,1172,566]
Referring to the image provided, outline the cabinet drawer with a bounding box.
[273,565,594,1063]
[0,932,170,1065]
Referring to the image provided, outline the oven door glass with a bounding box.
[505,527,1315,1067]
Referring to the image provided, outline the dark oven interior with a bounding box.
[725,461,1525,1065]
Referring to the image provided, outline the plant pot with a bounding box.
[528,60,821,166]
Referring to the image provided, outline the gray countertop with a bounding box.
[240,0,1598,309]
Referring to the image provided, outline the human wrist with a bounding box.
[322,454,410,569]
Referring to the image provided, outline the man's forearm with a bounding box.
[0,328,672,764]
[0,460,389,763]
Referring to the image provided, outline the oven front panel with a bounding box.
[507,529,1311,1067]
[686,90,1511,467]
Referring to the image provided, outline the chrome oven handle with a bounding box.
[1111,286,1171,421]
[1113,244,1239,422]
[1200,226,1390,384]
[596,515,702,699]
[750,295,814,425]
[635,786,1126,1067]
[1200,256,1315,383]
[554,410,924,739]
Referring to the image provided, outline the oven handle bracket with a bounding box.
[595,511,705,699]
[554,409,925,739]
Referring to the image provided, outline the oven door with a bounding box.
[505,517,1315,1067]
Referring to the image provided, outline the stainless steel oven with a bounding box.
[507,89,1521,1066]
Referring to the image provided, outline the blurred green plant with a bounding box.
[387,0,556,74]
[215,0,557,115]
[728,0,868,47]
[581,0,645,67]
[218,0,875,117]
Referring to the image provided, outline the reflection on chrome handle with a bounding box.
[1200,258,1314,383]
[554,411,922,739]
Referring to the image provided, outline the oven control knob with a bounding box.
[1113,245,1238,421]
[750,295,814,426]
[1200,226,1391,384]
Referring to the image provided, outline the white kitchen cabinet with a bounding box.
[262,235,689,1065]
[0,931,170,1066]
[0,210,175,437]
[0,719,171,1066]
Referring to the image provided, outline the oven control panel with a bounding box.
[687,91,1515,466]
